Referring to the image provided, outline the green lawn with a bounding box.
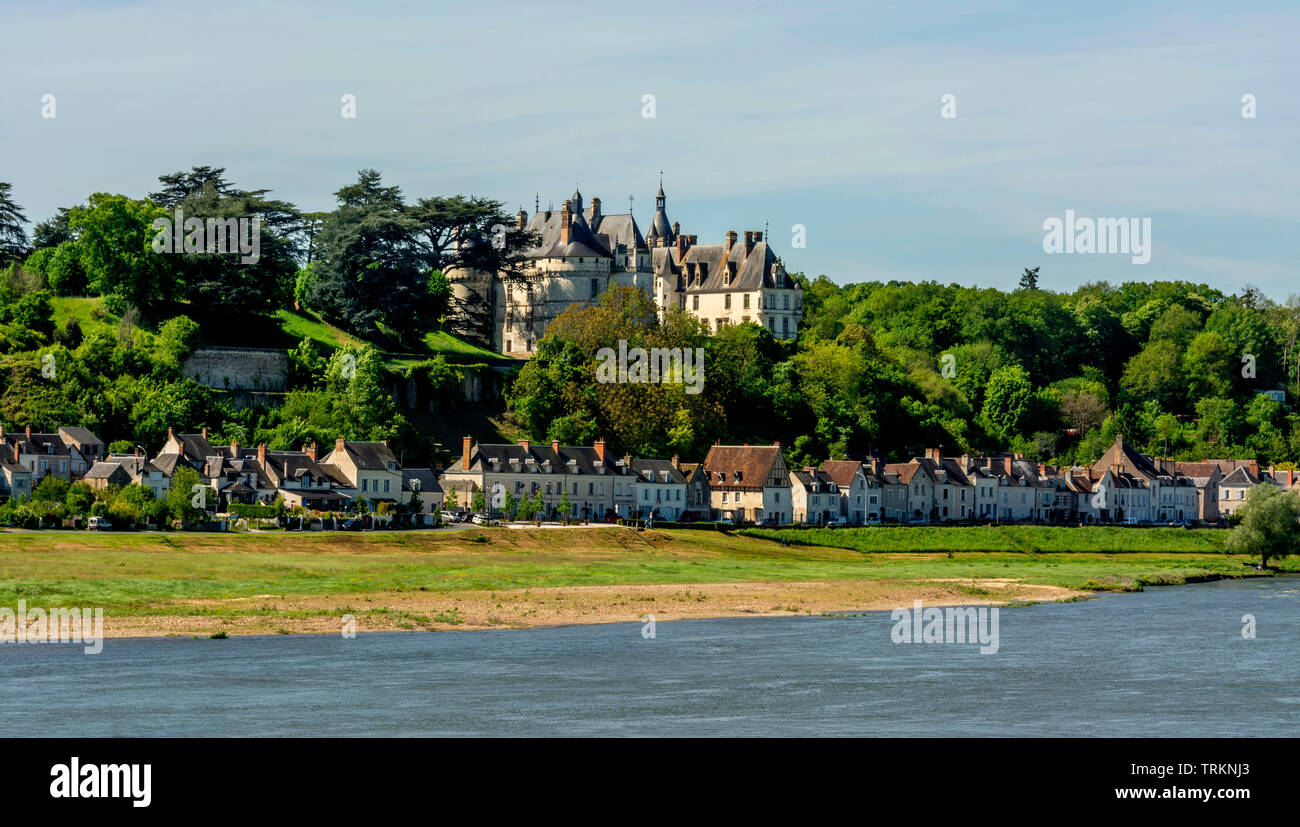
[739,525,1233,554]
[0,526,1288,620]
[51,296,117,334]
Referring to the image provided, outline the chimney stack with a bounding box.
[744,231,754,256]
[168,427,174,442]
[755,231,763,242]
[257,442,267,467]
[560,200,572,244]
[461,436,472,469]
[25,425,31,440]
[676,235,686,264]
[725,230,737,253]
[335,436,346,455]
[518,439,530,452]
[594,439,606,462]
[231,438,239,456]
[551,439,560,455]
[590,197,601,221]
[12,442,18,462]
[1004,456,1013,475]
[672,454,680,469]
[305,441,318,461]
[516,209,527,231]
[201,427,207,440]
[1039,463,1047,477]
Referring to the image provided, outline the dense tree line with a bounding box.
[507,277,1300,468]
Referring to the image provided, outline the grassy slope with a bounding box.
[0,526,1288,620]
[739,525,1232,553]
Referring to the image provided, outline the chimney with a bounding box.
[461,436,472,468]
[1039,463,1047,477]
[672,221,680,237]
[518,439,530,452]
[257,442,266,467]
[231,438,239,456]
[590,197,601,221]
[676,235,686,264]
[773,441,781,448]
[1004,456,1013,475]
[672,453,680,469]
[25,425,31,440]
[305,441,318,461]
[744,231,754,256]
[754,231,763,242]
[12,443,18,462]
[201,427,207,440]
[134,445,140,458]
[551,439,560,455]
[560,200,572,244]
[168,427,173,442]
[927,447,940,460]
[594,439,606,462]
[335,437,346,455]
[516,209,527,231]
[1289,470,1295,487]
[725,230,737,253]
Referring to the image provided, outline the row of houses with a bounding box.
[443,434,1298,525]
[0,427,442,522]
[2,424,1294,526]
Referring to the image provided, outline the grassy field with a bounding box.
[739,525,1232,554]
[0,525,1289,635]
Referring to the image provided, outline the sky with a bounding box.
[2,0,1297,300]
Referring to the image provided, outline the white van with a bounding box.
[87,516,112,531]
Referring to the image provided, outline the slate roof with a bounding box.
[451,443,632,477]
[402,468,441,494]
[630,458,686,485]
[332,441,399,471]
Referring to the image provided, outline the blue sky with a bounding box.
[2,0,1297,299]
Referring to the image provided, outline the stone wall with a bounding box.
[183,347,288,391]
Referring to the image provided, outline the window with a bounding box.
[744,293,750,309]
[384,479,390,493]
[591,278,599,298]
[362,479,368,492]
[725,294,732,309]
[782,317,789,334]
[783,294,790,310]
[692,295,700,310]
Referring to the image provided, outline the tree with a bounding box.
[68,193,180,317]
[306,170,431,345]
[0,182,29,264]
[470,484,485,515]
[982,365,1033,441]
[1225,484,1300,567]
[1018,267,1039,291]
[558,492,572,521]
[408,489,423,514]
[167,466,209,523]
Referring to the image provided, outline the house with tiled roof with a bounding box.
[701,443,791,524]
[401,468,442,523]
[318,439,403,506]
[790,467,839,524]
[259,442,352,511]
[629,458,687,520]
[441,436,637,520]
[156,428,217,472]
[0,425,74,482]
[819,460,871,524]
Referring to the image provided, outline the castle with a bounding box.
[447,183,803,355]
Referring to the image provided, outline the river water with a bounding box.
[1,577,1296,736]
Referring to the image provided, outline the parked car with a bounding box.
[87,516,112,531]
[338,519,364,531]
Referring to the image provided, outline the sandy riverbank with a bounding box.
[102,577,1087,638]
